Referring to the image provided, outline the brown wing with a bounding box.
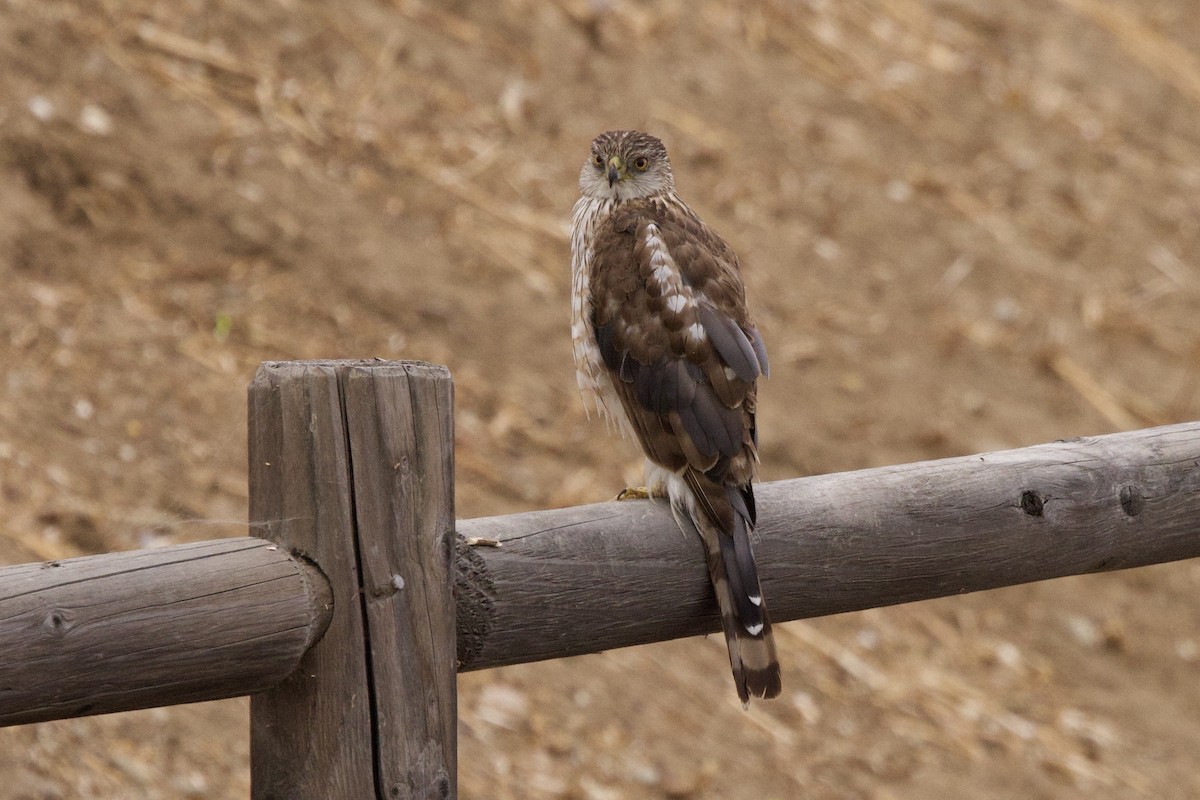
[588,196,769,526]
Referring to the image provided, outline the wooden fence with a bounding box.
[2,360,1199,799]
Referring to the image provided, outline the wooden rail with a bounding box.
[1,360,1198,800]
[455,421,1200,669]
[0,537,330,727]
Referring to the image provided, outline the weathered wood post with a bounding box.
[248,360,456,800]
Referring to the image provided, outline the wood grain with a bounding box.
[249,361,376,799]
[455,422,1200,670]
[0,536,331,727]
[249,360,456,800]
[344,362,456,800]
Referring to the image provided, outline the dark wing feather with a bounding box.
[748,326,770,378]
[699,304,761,384]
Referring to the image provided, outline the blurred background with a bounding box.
[1,0,1199,797]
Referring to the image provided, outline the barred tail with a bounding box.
[670,477,781,705]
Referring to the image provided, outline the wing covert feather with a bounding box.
[589,197,767,501]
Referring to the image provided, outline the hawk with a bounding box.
[569,130,781,703]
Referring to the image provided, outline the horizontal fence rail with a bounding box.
[454,421,1200,670]
[4,421,1200,729]
[0,537,331,727]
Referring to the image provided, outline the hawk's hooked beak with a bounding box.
[607,156,623,187]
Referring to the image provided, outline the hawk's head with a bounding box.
[579,130,675,201]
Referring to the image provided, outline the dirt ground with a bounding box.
[2,0,1199,797]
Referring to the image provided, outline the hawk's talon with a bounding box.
[615,486,658,501]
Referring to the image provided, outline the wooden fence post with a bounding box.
[248,360,456,800]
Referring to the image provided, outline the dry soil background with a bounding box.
[1,1,1199,798]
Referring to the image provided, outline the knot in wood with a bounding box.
[43,608,74,635]
[1019,489,1044,517]
[1119,484,1145,517]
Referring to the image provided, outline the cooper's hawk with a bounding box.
[569,130,781,703]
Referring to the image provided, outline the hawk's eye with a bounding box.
[592,153,604,168]
[633,156,649,171]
